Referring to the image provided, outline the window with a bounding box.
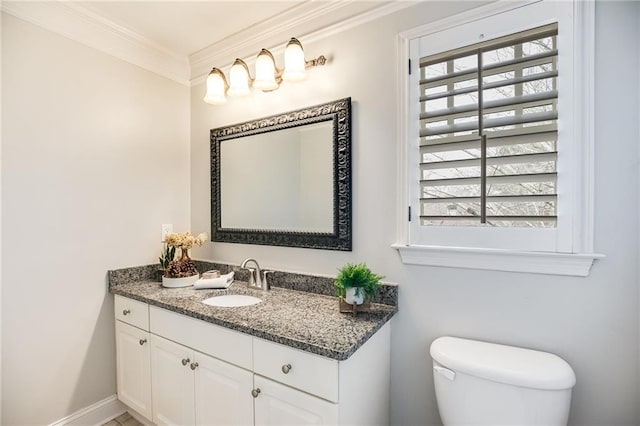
[420,24,558,229]
[394,1,601,276]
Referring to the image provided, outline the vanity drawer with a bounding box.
[253,338,339,402]
[149,306,252,370]
[115,295,149,330]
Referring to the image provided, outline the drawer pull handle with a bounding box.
[251,388,261,398]
[281,364,292,374]
[122,309,131,316]
[182,358,190,366]
[139,339,147,346]
[190,362,199,370]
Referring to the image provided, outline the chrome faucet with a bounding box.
[240,258,272,291]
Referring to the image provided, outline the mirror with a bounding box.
[210,97,351,250]
[220,121,334,232]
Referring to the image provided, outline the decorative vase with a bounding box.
[180,247,190,261]
[345,287,365,305]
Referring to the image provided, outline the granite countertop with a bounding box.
[110,273,397,361]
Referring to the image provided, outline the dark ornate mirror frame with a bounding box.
[210,97,352,251]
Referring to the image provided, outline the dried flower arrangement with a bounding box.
[163,232,207,279]
[165,232,208,251]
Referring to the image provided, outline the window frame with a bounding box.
[393,0,603,276]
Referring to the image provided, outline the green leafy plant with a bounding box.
[159,244,176,269]
[334,263,384,299]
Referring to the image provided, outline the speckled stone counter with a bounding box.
[108,264,397,361]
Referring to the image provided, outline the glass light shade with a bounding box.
[203,68,227,105]
[253,49,279,91]
[282,38,306,82]
[227,59,251,97]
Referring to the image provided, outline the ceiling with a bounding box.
[76,1,302,57]
[75,1,392,59]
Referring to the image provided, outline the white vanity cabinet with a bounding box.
[251,327,391,426]
[150,334,195,425]
[253,375,338,425]
[114,296,152,421]
[150,334,254,426]
[114,295,391,426]
[194,349,254,426]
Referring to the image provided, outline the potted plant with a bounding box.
[159,244,176,269]
[334,263,384,305]
[162,232,207,288]
[157,244,176,280]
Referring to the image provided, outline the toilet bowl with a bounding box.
[430,336,576,426]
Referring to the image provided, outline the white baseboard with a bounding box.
[127,409,155,426]
[49,395,126,426]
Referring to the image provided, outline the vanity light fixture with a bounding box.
[227,59,251,96]
[203,38,326,105]
[203,68,228,105]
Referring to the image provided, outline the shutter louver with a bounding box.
[418,23,558,227]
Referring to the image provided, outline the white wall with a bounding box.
[1,13,190,425]
[191,2,640,425]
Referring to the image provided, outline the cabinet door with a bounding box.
[254,376,339,426]
[194,352,254,426]
[151,335,195,426]
[115,321,152,421]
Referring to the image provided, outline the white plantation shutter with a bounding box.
[397,1,600,274]
[419,24,558,228]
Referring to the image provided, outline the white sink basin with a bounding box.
[202,295,262,308]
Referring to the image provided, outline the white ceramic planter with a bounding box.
[162,274,199,288]
[345,287,365,305]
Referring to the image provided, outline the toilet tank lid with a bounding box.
[430,336,576,390]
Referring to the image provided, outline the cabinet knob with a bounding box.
[281,364,292,374]
[139,338,147,346]
[190,362,199,370]
[122,309,131,316]
[182,358,190,366]
[251,388,261,398]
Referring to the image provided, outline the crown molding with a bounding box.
[189,0,417,84]
[1,1,190,85]
[1,0,416,87]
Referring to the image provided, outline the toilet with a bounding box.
[430,336,576,426]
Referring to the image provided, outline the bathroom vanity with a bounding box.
[109,264,396,426]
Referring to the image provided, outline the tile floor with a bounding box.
[102,412,143,426]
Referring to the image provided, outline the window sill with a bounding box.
[392,244,604,277]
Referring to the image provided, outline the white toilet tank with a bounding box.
[430,336,576,426]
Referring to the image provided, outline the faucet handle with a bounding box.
[261,270,273,290]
